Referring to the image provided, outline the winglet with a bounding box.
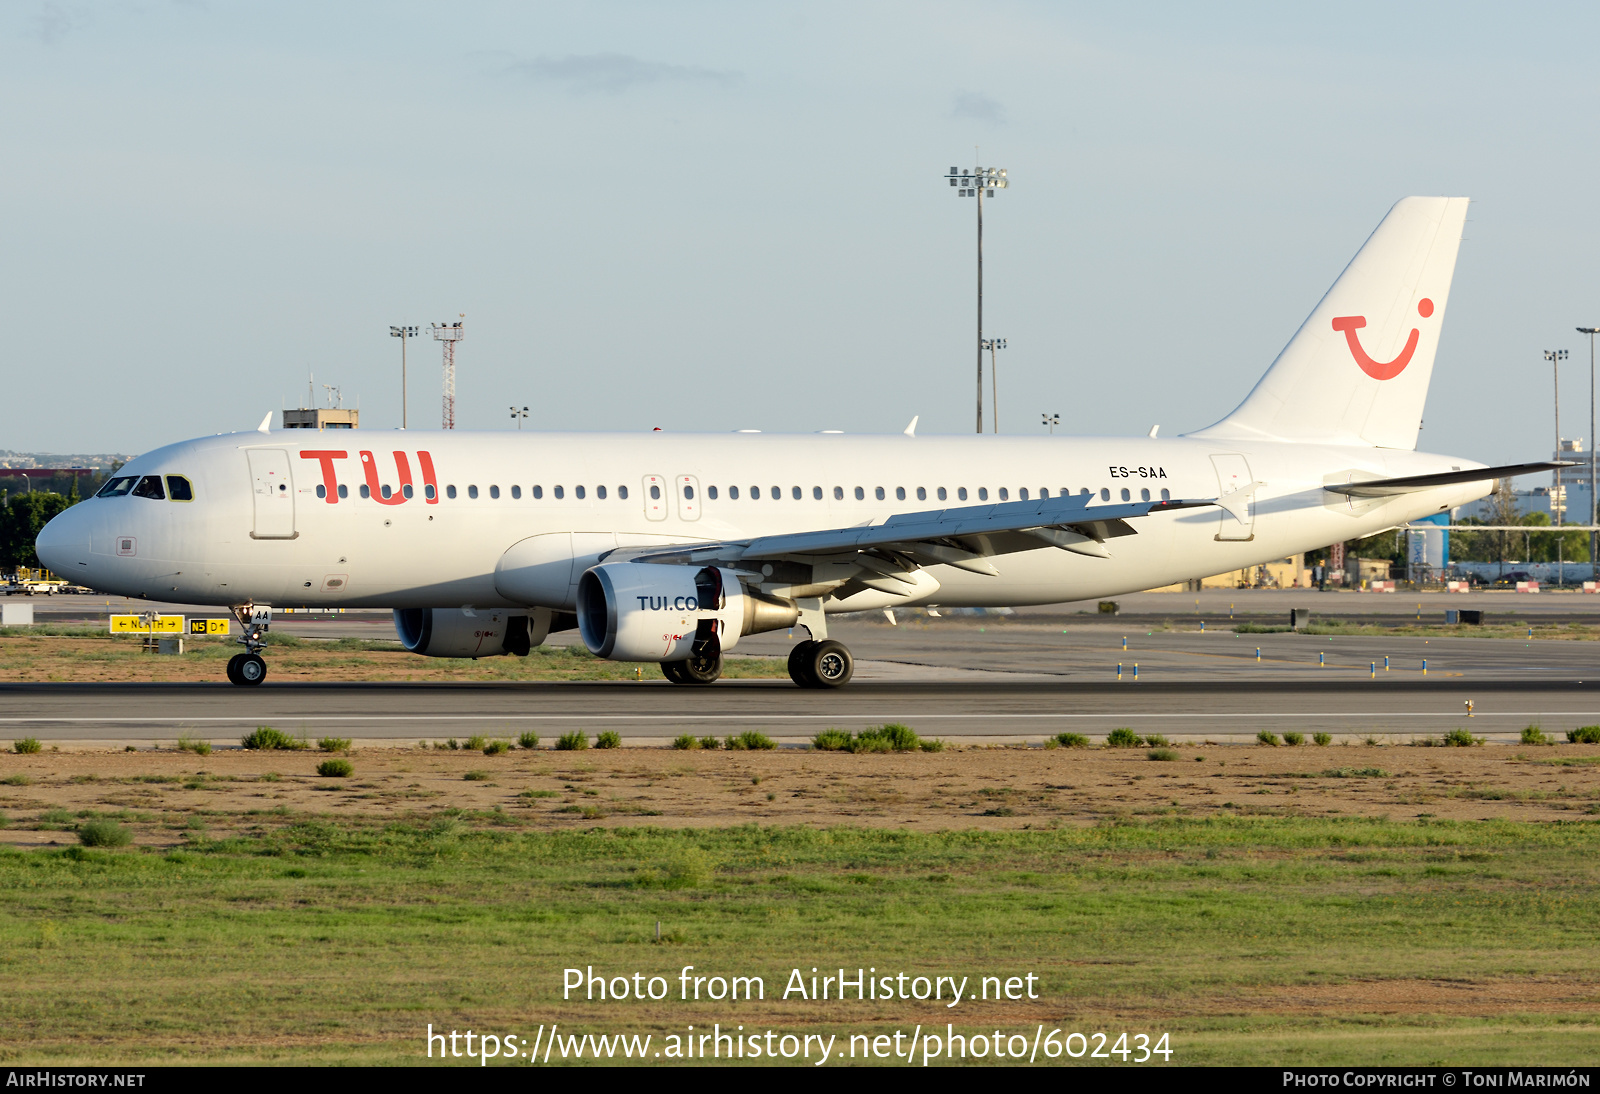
[1148,424,1160,438]
[257,412,272,434]
[903,415,918,437]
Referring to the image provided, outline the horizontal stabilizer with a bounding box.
[1325,461,1572,498]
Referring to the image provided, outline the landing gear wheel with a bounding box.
[660,660,688,684]
[235,653,267,686]
[225,654,244,685]
[787,641,819,688]
[681,651,723,685]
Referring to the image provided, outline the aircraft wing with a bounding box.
[1325,461,1572,498]
[625,492,1216,572]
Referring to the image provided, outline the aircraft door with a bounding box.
[676,475,701,521]
[1210,453,1254,541]
[247,449,296,539]
[642,475,667,521]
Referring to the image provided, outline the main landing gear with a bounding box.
[787,640,854,689]
[226,604,270,686]
[660,649,723,685]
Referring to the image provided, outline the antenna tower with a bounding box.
[431,315,465,429]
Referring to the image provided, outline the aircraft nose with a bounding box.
[35,506,90,574]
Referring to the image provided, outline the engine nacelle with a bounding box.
[576,563,798,661]
[394,607,552,658]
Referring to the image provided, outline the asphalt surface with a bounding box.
[6,590,1600,744]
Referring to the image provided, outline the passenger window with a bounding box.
[854,487,864,500]
[683,485,694,500]
[381,485,393,499]
[895,487,905,501]
[978,488,988,501]
[618,485,629,500]
[489,485,500,499]
[402,484,414,499]
[1100,488,1110,501]
[1019,488,1029,501]
[958,487,968,501]
[96,476,136,498]
[1140,488,1150,502]
[813,486,822,500]
[999,488,1009,501]
[1081,487,1091,496]
[468,485,479,499]
[555,486,565,500]
[650,484,660,500]
[511,485,522,499]
[1160,488,1170,501]
[875,487,885,501]
[750,486,760,500]
[533,485,543,499]
[597,485,607,500]
[132,475,165,500]
[1120,488,1131,501]
[708,485,718,500]
[834,486,843,500]
[165,475,193,501]
[937,487,947,501]
[338,485,349,499]
[770,486,780,500]
[316,485,326,499]
[361,485,371,499]
[916,487,926,501]
[422,484,433,500]
[576,485,586,500]
[446,485,457,499]
[791,486,801,500]
[730,486,740,500]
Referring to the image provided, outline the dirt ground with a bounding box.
[3,742,1597,847]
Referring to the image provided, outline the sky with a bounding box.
[4,1,1600,465]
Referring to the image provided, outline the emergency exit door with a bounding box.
[247,449,296,539]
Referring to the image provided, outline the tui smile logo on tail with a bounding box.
[1331,298,1434,380]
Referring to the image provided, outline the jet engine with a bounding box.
[393,607,553,658]
[575,563,798,661]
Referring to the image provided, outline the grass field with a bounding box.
[1,748,1598,1065]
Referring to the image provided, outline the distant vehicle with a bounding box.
[6,568,68,595]
[1490,571,1534,587]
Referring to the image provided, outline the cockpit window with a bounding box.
[96,476,136,498]
[166,475,194,502]
[131,475,166,500]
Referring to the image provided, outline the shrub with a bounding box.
[176,735,212,756]
[463,770,490,781]
[1282,731,1305,746]
[241,727,305,751]
[464,735,487,751]
[78,818,131,847]
[316,758,353,778]
[444,738,460,751]
[517,732,540,750]
[317,737,352,753]
[1,774,31,786]
[1443,728,1483,747]
[13,737,41,755]
[848,734,892,754]
[698,735,722,751]
[483,739,511,755]
[1568,726,1600,744]
[726,731,776,751]
[1144,734,1170,748]
[672,734,701,750]
[259,772,281,782]
[1522,725,1553,746]
[1052,732,1090,749]
[1147,748,1179,761]
[556,731,588,751]
[919,739,946,753]
[1104,728,1143,748]
[594,732,622,750]
[871,724,920,751]
[1313,732,1332,746]
[811,729,851,751]
[1256,731,1281,747]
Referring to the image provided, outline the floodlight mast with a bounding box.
[432,316,466,429]
[946,164,1008,432]
[389,325,418,428]
[1548,348,1569,526]
[1580,327,1600,567]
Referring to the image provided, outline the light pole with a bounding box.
[946,163,1008,433]
[982,337,1006,432]
[1042,413,1059,434]
[1580,328,1599,573]
[1547,349,1569,528]
[390,325,418,428]
[510,405,528,430]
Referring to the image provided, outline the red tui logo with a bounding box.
[1332,298,1434,381]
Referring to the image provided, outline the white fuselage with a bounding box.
[36,429,1487,611]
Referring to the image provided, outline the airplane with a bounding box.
[35,196,1562,688]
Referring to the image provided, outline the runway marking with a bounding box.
[0,711,1592,725]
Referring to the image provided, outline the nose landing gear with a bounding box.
[226,604,272,686]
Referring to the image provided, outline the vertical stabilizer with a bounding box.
[1191,196,1469,450]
